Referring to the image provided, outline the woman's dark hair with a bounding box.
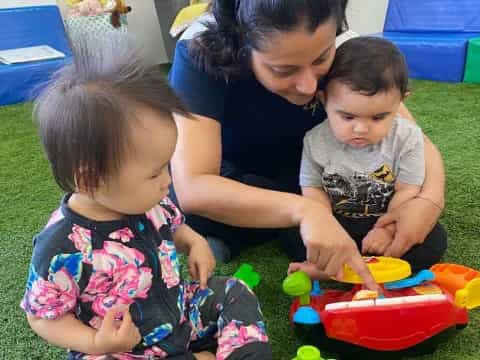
[189,0,348,79]
[325,36,409,97]
[34,33,187,193]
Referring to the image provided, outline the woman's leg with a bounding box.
[188,277,272,359]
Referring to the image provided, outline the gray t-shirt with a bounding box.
[300,116,425,218]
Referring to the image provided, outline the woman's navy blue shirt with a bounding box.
[169,40,326,182]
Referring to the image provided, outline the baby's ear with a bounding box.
[74,169,88,193]
[403,90,411,100]
[316,91,326,106]
[74,165,100,193]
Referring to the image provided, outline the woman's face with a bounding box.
[250,19,337,106]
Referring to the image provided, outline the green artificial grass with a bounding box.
[0,80,479,359]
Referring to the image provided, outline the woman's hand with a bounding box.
[288,261,330,280]
[375,196,442,257]
[188,234,216,289]
[93,306,141,354]
[298,200,379,290]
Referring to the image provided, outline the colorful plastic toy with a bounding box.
[292,345,336,360]
[283,257,480,359]
[430,263,480,310]
[233,263,261,290]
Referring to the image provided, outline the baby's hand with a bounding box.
[362,227,394,255]
[93,306,141,354]
[288,261,330,280]
[188,236,216,289]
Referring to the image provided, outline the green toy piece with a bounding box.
[293,345,337,360]
[233,263,261,289]
[293,345,323,360]
[282,271,312,305]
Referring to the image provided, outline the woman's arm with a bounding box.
[171,113,377,289]
[171,112,309,226]
[302,187,332,211]
[398,102,445,207]
[171,112,293,226]
[419,136,445,209]
[374,107,445,257]
[377,137,445,257]
[171,113,340,227]
[388,182,422,211]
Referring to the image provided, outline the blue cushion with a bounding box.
[0,6,72,106]
[385,0,480,33]
[374,32,480,82]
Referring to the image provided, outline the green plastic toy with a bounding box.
[282,271,312,305]
[233,263,260,289]
[293,345,337,360]
[293,345,322,360]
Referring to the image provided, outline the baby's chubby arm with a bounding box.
[26,305,140,355]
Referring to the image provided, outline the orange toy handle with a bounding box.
[430,263,480,296]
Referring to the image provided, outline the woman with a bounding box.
[169,0,446,287]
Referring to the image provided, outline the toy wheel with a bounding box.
[341,256,411,284]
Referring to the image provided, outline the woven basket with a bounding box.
[65,13,128,45]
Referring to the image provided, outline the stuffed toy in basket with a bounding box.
[64,0,131,44]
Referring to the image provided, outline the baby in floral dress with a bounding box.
[21,34,272,360]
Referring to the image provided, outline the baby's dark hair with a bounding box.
[325,36,409,97]
[34,33,187,193]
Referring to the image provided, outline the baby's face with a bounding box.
[324,80,403,148]
[93,106,177,216]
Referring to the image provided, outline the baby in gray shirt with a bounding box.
[299,37,427,268]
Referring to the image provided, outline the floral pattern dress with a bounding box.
[21,195,271,359]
